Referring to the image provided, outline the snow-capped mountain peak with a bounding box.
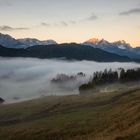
[84,38,110,45]
[0,33,57,48]
[113,40,127,45]
[85,38,100,45]
[42,40,57,45]
[118,45,126,50]
[18,38,42,46]
[0,33,26,48]
[113,40,132,50]
[18,38,57,47]
[98,39,110,45]
[83,37,140,59]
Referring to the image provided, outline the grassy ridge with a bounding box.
[0,88,140,140]
[0,43,131,62]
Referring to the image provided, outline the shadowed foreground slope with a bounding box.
[0,88,140,140]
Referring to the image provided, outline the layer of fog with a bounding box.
[0,57,140,103]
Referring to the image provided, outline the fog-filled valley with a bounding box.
[0,57,140,103]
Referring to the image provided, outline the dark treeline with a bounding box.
[79,68,140,92]
[120,68,140,82]
[51,72,85,83]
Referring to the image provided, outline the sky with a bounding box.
[0,0,140,47]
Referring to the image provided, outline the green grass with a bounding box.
[0,86,140,140]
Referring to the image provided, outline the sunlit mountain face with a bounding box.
[83,38,140,59]
[85,38,100,45]
[84,38,132,49]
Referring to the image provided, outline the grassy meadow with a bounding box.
[0,84,140,140]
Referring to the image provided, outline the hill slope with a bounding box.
[0,87,140,140]
[0,43,131,62]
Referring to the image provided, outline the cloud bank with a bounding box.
[0,25,29,31]
[41,13,98,28]
[120,8,140,16]
[0,57,140,103]
[86,14,98,21]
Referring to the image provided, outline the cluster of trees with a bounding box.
[51,72,85,83]
[79,68,140,92]
[0,97,4,104]
[93,69,118,84]
[51,74,76,83]
[120,68,140,82]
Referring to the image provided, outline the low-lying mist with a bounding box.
[0,57,140,103]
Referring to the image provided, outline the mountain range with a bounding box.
[0,33,57,48]
[0,43,131,62]
[0,33,139,61]
[83,38,140,59]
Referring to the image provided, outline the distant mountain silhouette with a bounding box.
[0,33,139,61]
[83,38,140,59]
[0,43,132,62]
[0,33,57,48]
